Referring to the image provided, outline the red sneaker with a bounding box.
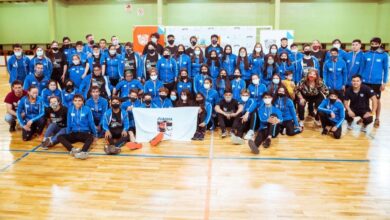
[149,132,164,147]
[126,142,143,150]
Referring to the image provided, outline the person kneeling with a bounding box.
[102,97,130,155]
[57,95,97,160]
[318,90,345,139]
[248,93,283,154]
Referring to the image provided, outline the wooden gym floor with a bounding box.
[0,67,389,219]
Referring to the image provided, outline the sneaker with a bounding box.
[361,125,367,133]
[69,148,81,156]
[347,122,353,130]
[126,142,143,150]
[41,137,52,150]
[9,122,16,132]
[198,132,205,141]
[314,120,321,127]
[150,132,164,146]
[244,130,254,140]
[248,140,259,154]
[235,137,245,145]
[374,119,380,128]
[299,121,305,128]
[262,138,271,148]
[221,130,227,138]
[280,128,286,135]
[191,132,200,141]
[74,151,89,160]
[321,129,328,135]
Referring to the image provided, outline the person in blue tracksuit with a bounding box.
[157,49,177,91]
[140,93,153,108]
[29,47,53,79]
[61,80,76,108]
[247,74,268,104]
[110,36,126,56]
[85,86,108,137]
[57,94,97,159]
[231,89,258,142]
[68,54,87,88]
[23,63,49,93]
[361,37,389,127]
[261,54,279,86]
[190,46,205,77]
[102,97,130,149]
[41,80,62,107]
[237,47,252,83]
[323,48,348,99]
[176,69,193,95]
[230,68,246,101]
[60,37,76,63]
[205,34,223,59]
[87,45,105,74]
[214,69,231,99]
[318,90,345,139]
[268,74,284,98]
[114,71,143,99]
[70,41,89,67]
[152,87,173,108]
[79,65,112,99]
[345,39,364,88]
[248,93,283,154]
[199,78,219,106]
[274,87,301,136]
[206,50,221,79]
[17,86,46,141]
[250,43,265,77]
[144,68,163,98]
[174,44,192,77]
[83,34,95,56]
[296,44,320,83]
[193,64,213,94]
[289,43,303,75]
[121,89,142,142]
[192,93,213,141]
[124,42,143,80]
[104,45,125,86]
[221,45,237,78]
[7,44,30,84]
[278,52,295,80]
[325,39,347,62]
[277,37,292,56]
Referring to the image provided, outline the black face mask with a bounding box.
[281,58,287,62]
[196,99,204,105]
[181,75,187,80]
[168,40,175,45]
[201,71,208,75]
[211,40,218,44]
[278,93,286,97]
[211,56,217,59]
[163,55,170,59]
[329,98,337,104]
[371,46,379,51]
[144,99,151,105]
[234,75,240,79]
[149,49,155,54]
[130,97,137,102]
[90,40,95,45]
[66,85,73,91]
[191,41,197,46]
[160,95,167,100]
[178,51,184,55]
[63,44,70,49]
[220,75,226,79]
[304,51,311,56]
[52,47,59,52]
[111,103,120,109]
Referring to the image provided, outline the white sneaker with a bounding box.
[347,123,353,130]
[244,130,254,140]
[74,151,89,160]
[299,121,305,128]
[69,148,81,156]
[361,126,367,133]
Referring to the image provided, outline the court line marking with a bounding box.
[204,130,214,220]
[0,145,41,173]
[0,148,370,163]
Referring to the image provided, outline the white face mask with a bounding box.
[268,59,274,65]
[291,49,298,53]
[36,50,44,56]
[73,60,80,65]
[252,78,260,85]
[241,96,249,102]
[263,98,272,105]
[270,49,277,54]
[14,51,22,56]
[150,75,158,81]
[194,50,201,55]
[109,50,116,55]
[181,95,187,101]
[333,44,341,49]
[93,51,100,56]
[240,53,246,58]
[76,48,83,53]
[286,75,293,80]
[255,48,262,53]
[112,40,119,46]
[204,83,211,89]
[151,37,157,43]
[272,78,280,84]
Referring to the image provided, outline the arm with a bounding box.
[318,99,332,114]
[88,109,98,137]
[29,99,45,122]
[334,103,345,128]
[102,111,109,132]
[16,99,25,127]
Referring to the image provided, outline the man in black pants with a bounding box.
[344,75,377,132]
[214,90,243,138]
[58,95,98,160]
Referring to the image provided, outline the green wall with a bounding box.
[0,0,389,45]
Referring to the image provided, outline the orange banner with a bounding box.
[133,26,165,54]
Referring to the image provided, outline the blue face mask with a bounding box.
[170,96,177,101]
[331,55,338,60]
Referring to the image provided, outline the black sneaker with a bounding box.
[9,121,16,132]
[221,130,227,138]
[198,133,205,141]
[41,138,51,150]
[321,129,328,135]
[191,132,200,140]
[248,140,259,154]
[262,138,271,148]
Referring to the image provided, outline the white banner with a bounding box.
[133,107,199,142]
[260,30,295,54]
[165,26,258,54]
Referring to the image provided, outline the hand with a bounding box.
[225,113,231,119]
[267,117,275,124]
[81,73,87,79]
[331,126,338,132]
[61,74,66,82]
[330,112,336,119]
[127,106,133,111]
[299,98,306,106]
[199,122,206,127]
[241,113,249,123]
[198,108,203,114]
[380,84,385,91]
[105,131,112,139]
[347,110,356,118]
[26,120,33,127]
[363,112,372,119]
[96,125,101,132]
[342,86,345,91]
[121,130,128,137]
[23,125,31,131]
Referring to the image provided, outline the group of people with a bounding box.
[4,33,388,158]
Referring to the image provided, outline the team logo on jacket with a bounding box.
[360,94,364,97]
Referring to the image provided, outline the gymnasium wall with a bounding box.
[0,0,389,45]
